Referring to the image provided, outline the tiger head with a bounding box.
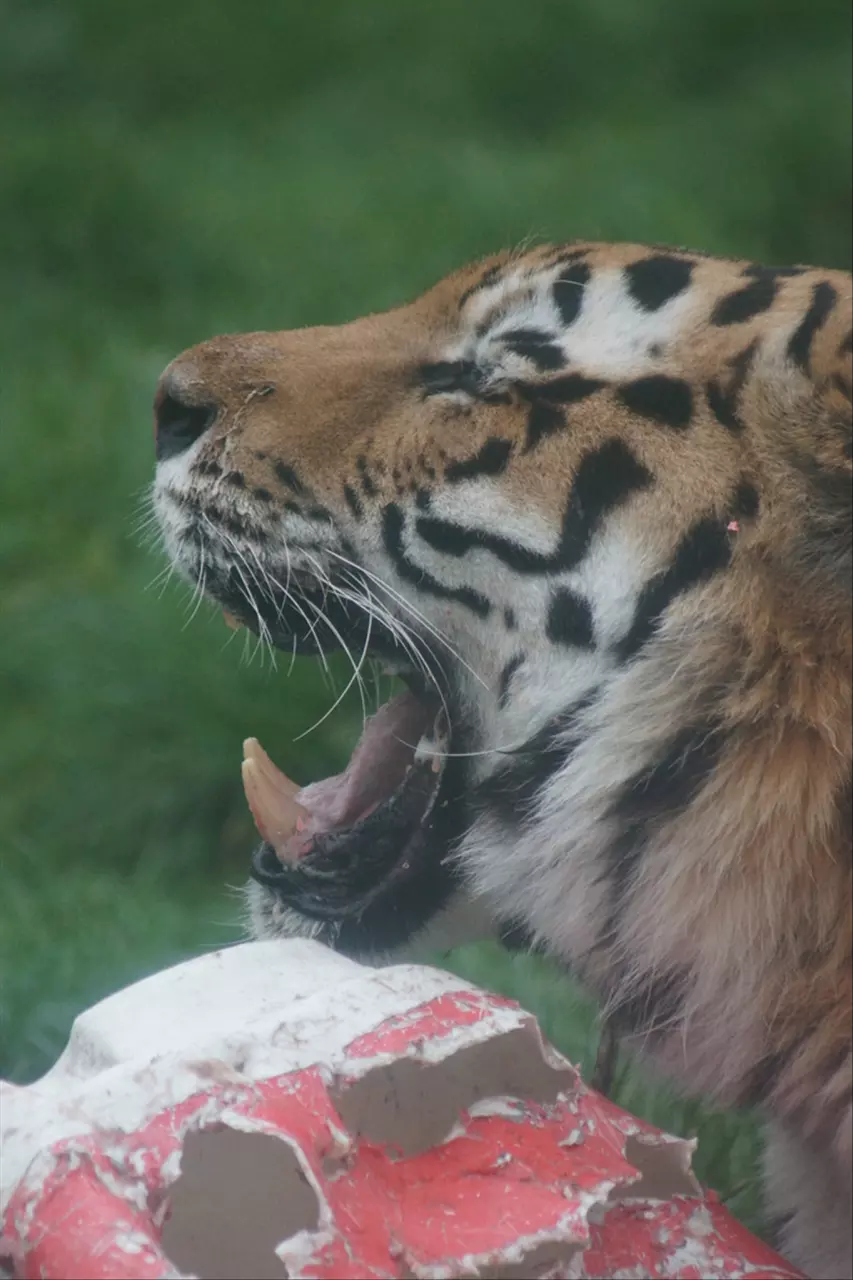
[152,242,852,967]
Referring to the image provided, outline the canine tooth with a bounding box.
[241,740,309,861]
[222,609,242,631]
[243,738,300,796]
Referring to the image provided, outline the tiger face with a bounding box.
[153,241,852,1277]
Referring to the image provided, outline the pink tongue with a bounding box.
[242,692,430,865]
[297,692,428,828]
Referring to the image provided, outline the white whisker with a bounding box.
[326,548,488,692]
[293,600,374,742]
[182,534,208,629]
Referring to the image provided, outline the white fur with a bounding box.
[153,248,851,1279]
[453,263,699,383]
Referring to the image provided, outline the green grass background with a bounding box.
[1,0,850,1238]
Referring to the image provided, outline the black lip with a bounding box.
[249,744,446,920]
[189,535,466,928]
[250,735,471,956]
[248,661,470,949]
[202,557,414,664]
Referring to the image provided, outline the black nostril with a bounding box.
[154,392,217,462]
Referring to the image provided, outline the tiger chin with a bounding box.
[152,240,852,1278]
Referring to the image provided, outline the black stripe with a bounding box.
[178,490,274,543]
[501,327,564,370]
[625,255,693,312]
[497,917,539,953]
[618,376,693,430]
[740,1047,789,1108]
[553,262,591,327]
[524,401,565,452]
[604,720,728,926]
[741,1008,853,1119]
[252,486,274,503]
[705,341,757,434]
[343,483,363,520]
[612,721,727,828]
[839,328,853,355]
[608,971,688,1035]
[445,437,513,483]
[498,653,525,709]
[739,1023,852,1117]
[356,456,377,497]
[787,281,838,373]
[546,589,595,648]
[224,470,245,488]
[458,263,502,310]
[732,479,760,520]
[416,438,653,575]
[522,373,609,405]
[743,264,806,279]
[273,461,305,494]
[305,504,333,523]
[476,692,597,824]
[540,249,589,272]
[522,375,609,450]
[615,517,731,662]
[545,246,590,269]
[711,275,778,325]
[766,1211,796,1257]
[381,504,491,617]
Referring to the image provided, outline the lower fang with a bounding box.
[413,710,449,769]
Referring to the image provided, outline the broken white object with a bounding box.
[0,940,802,1279]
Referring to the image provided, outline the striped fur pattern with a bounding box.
[153,242,852,1277]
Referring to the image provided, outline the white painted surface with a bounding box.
[0,939,500,1206]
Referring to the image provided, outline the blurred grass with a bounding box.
[1,0,850,1237]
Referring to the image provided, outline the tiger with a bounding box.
[152,241,852,1278]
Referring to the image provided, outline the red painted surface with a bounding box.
[2,989,802,1279]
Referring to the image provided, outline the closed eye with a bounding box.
[419,359,512,405]
[499,327,565,370]
[419,359,482,397]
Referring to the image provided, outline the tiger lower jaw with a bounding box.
[156,507,475,952]
[216,587,471,951]
[243,685,453,935]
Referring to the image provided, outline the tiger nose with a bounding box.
[153,368,218,462]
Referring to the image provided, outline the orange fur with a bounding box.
[154,242,852,1275]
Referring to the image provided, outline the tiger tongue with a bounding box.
[241,693,432,865]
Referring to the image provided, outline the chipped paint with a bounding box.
[0,940,803,1279]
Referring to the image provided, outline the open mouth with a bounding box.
[228,595,453,921]
[245,676,450,916]
[170,533,461,925]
